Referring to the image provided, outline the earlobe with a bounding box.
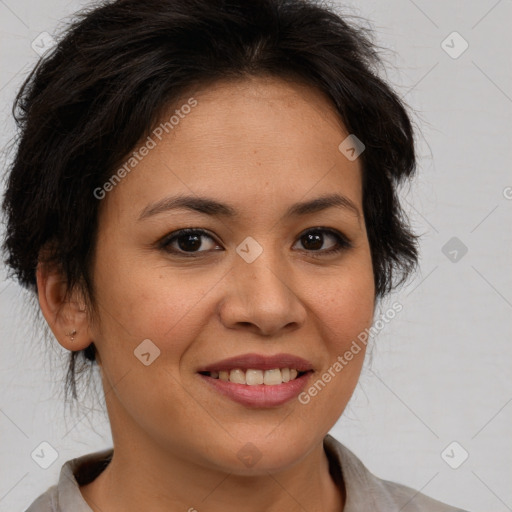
[36,263,92,351]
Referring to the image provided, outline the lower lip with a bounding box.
[198,372,312,408]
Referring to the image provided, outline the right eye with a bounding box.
[159,228,222,257]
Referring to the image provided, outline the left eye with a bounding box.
[294,228,352,255]
[159,227,352,257]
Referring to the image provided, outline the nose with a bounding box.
[217,250,307,337]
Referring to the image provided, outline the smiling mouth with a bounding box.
[199,368,311,385]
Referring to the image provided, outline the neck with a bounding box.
[80,432,344,512]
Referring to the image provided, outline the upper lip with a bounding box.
[197,353,314,373]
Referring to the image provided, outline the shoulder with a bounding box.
[25,485,58,512]
[323,434,469,512]
[24,448,113,512]
[371,477,468,512]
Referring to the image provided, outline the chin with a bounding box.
[200,430,317,476]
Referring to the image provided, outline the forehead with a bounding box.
[155,75,350,159]
[100,76,363,223]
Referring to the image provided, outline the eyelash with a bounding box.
[158,227,353,258]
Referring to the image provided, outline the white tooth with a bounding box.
[264,368,282,385]
[229,369,246,384]
[281,368,290,383]
[209,371,219,379]
[290,369,298,380]
[219,370,229,381]
[246,369,264,385]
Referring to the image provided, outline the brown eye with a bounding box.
[159,227,352,259]
[160,228,220,256]
[295,228,352,256]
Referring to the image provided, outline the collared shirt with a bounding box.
[25,434,468,511]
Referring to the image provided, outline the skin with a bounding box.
[37,75,376,512]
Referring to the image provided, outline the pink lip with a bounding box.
[198,372,313,408]
[197,353,314,373]
[196,353,314,408]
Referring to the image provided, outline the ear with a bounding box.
[36,262,92,352]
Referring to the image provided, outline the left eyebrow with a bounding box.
[138,193,361,223]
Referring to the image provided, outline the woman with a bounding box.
[2,0,469,510]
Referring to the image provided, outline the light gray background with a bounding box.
[1,1,511,511]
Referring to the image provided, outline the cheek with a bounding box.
[90,255,218,419]
[93,257,219,357]
[295,255,374,414]
[311,283,373,384]
[310,254,375,343]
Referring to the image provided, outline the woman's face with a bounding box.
[88,76,375,474]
